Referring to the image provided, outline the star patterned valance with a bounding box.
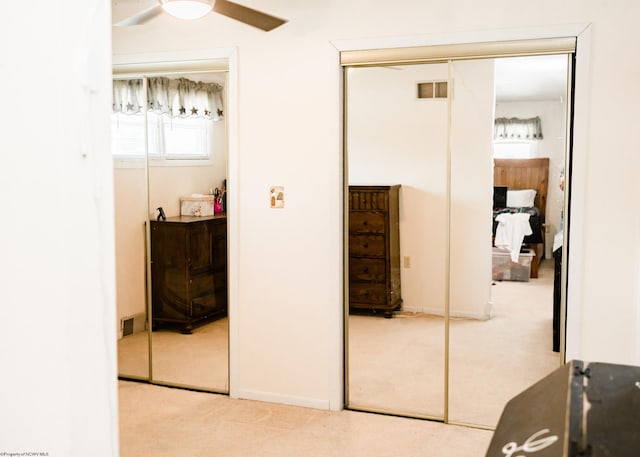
[113,77,224,120]
[494,116,543,140]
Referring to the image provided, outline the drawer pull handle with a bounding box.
[363,268,369,273]
[363,243,368,248]
[363,221,368,226]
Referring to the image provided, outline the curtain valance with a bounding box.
[113,77,224,120]
[494,116,543,140]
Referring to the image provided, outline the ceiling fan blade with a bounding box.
[213,0,287,31]
[114,4,163,27]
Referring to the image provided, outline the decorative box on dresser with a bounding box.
[348,185,402,318]
[150,214,227,333]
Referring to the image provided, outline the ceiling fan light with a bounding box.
[161,0,213,20]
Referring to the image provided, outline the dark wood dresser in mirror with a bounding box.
[348,185,402,317]
[150,215,227,333]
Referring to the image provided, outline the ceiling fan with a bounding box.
[114,0,287,31]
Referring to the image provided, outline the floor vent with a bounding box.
[122,318,134,337]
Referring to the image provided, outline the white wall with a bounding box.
[348,64,449,315]
[114,166,147,332]
[112,0,640,412]
[348,61,494,319]
[449,59,495,319]
[0,0,118,455]
[495,100,567,257]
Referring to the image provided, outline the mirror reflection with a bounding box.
[114,77,149,380]
[449,55,567,426]
[346,63,448,419]
[345,54,569,427]
[114,69,229,392]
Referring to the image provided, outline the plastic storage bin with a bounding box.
[492,247,534,282]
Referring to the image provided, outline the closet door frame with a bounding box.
[337,24,591,426]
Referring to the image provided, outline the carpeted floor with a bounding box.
[118,259,560,429]
[348,258,560,427]
[118,380,493,457]
[118,316,228,391]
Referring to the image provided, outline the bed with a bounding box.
[492,158,549,278]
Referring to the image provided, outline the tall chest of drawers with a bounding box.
[150,215,227,333]
[348,185,402,317]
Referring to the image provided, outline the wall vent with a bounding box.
[417,81,448,99]
[122,317,134,337]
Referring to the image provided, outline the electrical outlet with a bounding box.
[404,256,411,268]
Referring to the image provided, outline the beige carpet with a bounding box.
[348,258,561,427]
[118,317,229,392]
[118,260,559,428]
[119,380,493,457]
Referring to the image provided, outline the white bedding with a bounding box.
[494,212,532,262]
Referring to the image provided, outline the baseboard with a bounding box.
[402,305,491,320]
[235,388,331,410]
[133,313,147,333]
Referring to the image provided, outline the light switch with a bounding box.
[404,256,411,268]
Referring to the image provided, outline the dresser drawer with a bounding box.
[349,234,386,257]
[349,211,386,234]
[349,283,388,305]
[189,273,215,304]
[191,291,226,318]
[349,189,389,211]
[349,258,386,282]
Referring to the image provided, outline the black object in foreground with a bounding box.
[486,360,640,457]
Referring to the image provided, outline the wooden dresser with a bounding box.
[348,185,402,317]
[150,215,227,333]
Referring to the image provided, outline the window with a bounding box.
[111,113,145,158]
[492,140,537,159]
[111,112,212,160]
[112,76,224,163]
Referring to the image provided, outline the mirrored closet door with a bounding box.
[113,77,150,380]
[344,44,572,428]
[447,55,569,427]
[114,63,230,393]
[345,63,449,419]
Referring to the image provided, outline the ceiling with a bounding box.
[110,2,568,103]
[494,54,569,102]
